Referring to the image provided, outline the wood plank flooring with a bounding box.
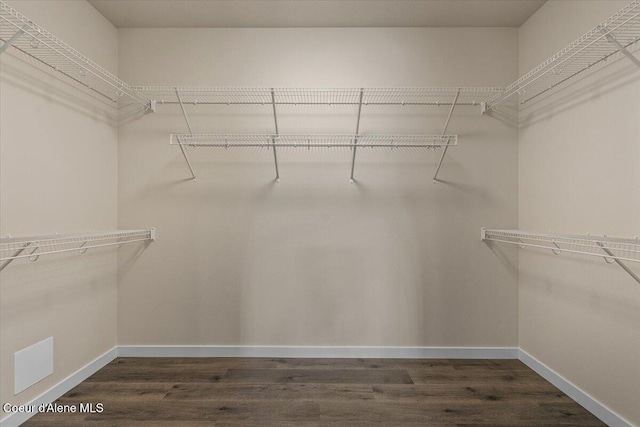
[24,358,606,426]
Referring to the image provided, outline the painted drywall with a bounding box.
[0,0,119,416]
[518,1,640,425]
[117,28,519,347]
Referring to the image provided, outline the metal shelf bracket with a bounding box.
[349,88,364,183]
[0,24,25,54]
[271,88,280,182]
[433,89,460,183]
[597,240,640,283]
[603,29,640,69]
[175,88,197,181]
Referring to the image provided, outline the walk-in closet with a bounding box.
[1,1,639,426]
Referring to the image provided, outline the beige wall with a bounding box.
[116,27,520,347]
[0,0,119,415]
[518,1,640,424]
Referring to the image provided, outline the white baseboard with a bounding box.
[2,346,631,427]
[518,349,634,427]
[0,347,117,427]
[117,345,519,359]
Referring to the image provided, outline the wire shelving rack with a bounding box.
[0,1,151,107]
[135,86,501,107]
[482,229,640,263]
[170,134,456,182]
[170,133,456,148]
[166,86,466,182]
[482,228,640,283]
[0,229,155,271]
[486,0,640,110]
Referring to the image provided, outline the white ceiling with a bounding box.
[88,0,547,28]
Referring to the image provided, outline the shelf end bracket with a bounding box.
[0,26,26,55]
[175,90,197,180]
[433,89,460,183]
[0,242,33,272]
[176,135,196,181]
[596,241,640,285]
[350,88,364,182]
[604,31,640,69]
[270,89,280,182]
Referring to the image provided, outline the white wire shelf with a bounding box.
[0,229,155,270]
[482,228,640,264]
[0,1,150,107]
[135,87,501,107]
[170,134,456,182]
[171,133,456,148]
[487,0,640,109]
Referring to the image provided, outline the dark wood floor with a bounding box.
[25,358,605,426]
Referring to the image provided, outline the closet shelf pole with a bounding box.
[0,25,25,54]
[175,135,196,181]
[175,88,197,181]
[271,137,280,180]
[603,30,640,69]
[271,88,280,182]
[596,241,640,284]
[433,89,460,183]
[175,88,194,134]
[349,88,364,183]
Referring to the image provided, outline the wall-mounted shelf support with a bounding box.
[596,241,640,283]
[604,30,640,68]
[174,135,197,181]
[175,88,197,181]
[0,241,31,271]
[482,228,640,284]
[349,88,364,183]
[270,88,280,182]
[0,24,25,54]
[433,89,460,183]
[175,88,194,134]
[0,229,155,271]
